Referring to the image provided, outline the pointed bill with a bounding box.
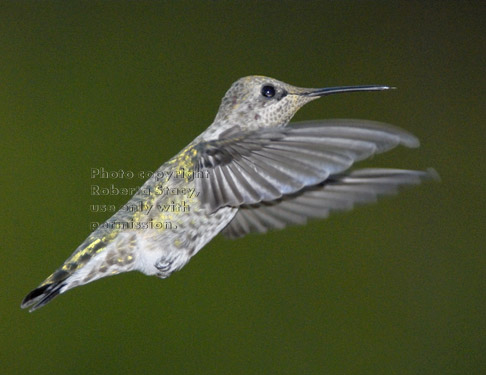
[298,85,395,97]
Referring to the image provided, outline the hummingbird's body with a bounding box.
[22,76,435,311]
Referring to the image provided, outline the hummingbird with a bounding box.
[21,76,435,312]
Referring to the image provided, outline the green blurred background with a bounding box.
[1,2,484,374]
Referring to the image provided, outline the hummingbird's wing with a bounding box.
[194,120,419,212]
[221,168,436,238]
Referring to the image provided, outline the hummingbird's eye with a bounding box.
[261,85,276,98]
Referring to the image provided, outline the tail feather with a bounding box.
[21,282,67,312]
[21,283,62,312]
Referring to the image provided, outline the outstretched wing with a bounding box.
[221,168,437,238]
[194,120,419,212]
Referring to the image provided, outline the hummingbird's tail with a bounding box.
[21,271,70,312]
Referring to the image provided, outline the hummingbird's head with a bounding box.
[213,76,311,130]
[212,76,393,133]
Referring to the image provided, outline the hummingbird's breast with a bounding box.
[108,152,237,277]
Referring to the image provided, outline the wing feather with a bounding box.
[222,168,436,238]
[195,120,420,211]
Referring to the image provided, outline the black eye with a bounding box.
[261,85,276,98]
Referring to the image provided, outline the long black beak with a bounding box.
[302,85,394,97]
